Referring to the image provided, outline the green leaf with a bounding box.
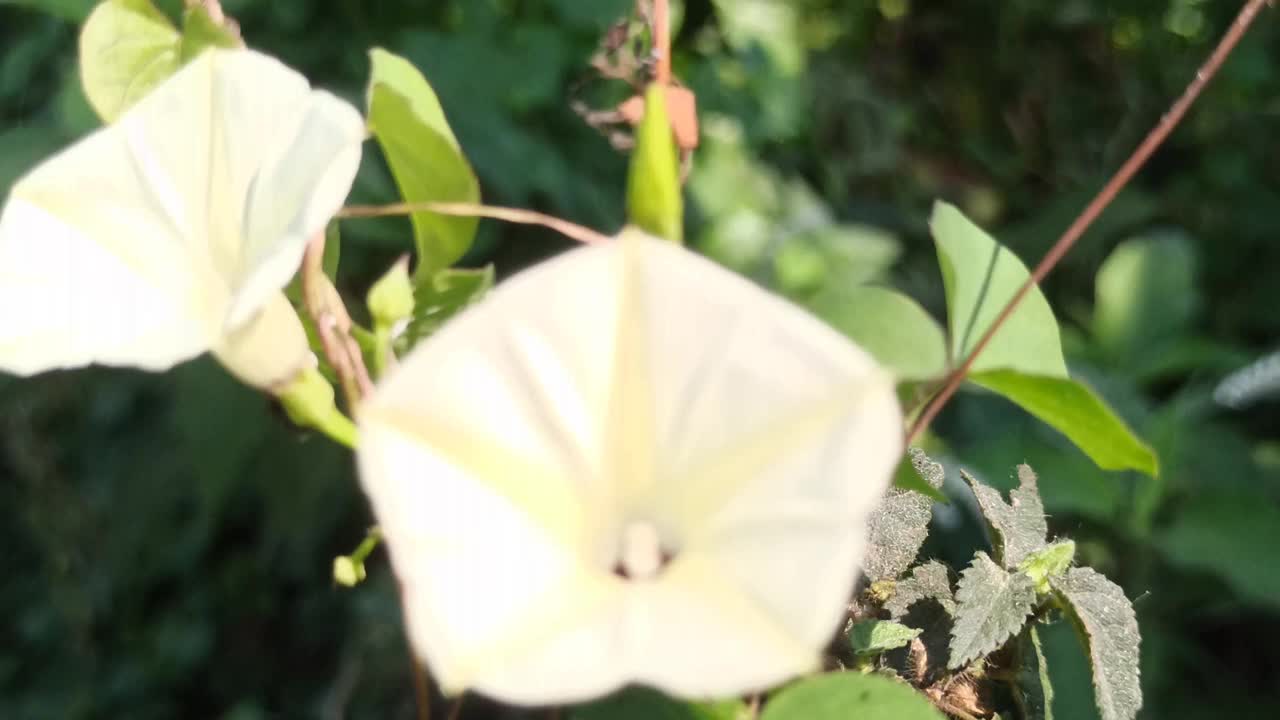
[366,48,480,277]
[570,686,745,720]
[1156,493,1280,610]
[890,447,948,503]
[865,449,943,581]
[1094,231,1198,362]
[179,4,240,61]
[1015,626,1056,720]
[962,464,1048,569]
[930,201,1067,376]
[885,560,955,618]
[1019,540,1077,594]
[396,266,494,354]
[1,0,97,22]
[949,551,1037,669]
[761,672,944,720]
[849,619,922,656]
[808,286,948,382]
[79,0,182,122]
[1050,567,1142,720]
[968,371,1159,476]
[626,83,683,243]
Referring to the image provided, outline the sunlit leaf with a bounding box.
[79,0,182,122]
[761,672,944,720]
[931,201,1067,377]
[866,450,943,581]
[366,48,480,277]
[849,619,921,656]
[809,285,948,382]
[968,371,1158,477]
[396,265,494,353]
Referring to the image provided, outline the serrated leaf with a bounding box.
[969,370,1159,477]
[886,560,955,618]
[571,686,745,720]
[962,465,1048,568]
[79,0,182,122]
[849,619,921,656]
[931,201,1066,376]
[949,551,1037,669]
[890,447,948,502]
[1019,540,1076,594]
[366,48,480,277]
[1015,626,1056,720]
[627,83,683,243]
[808,285,948,382]
[395,265,494,353]
[1050,567,1141,720]
[761,672,945,720]
[865,452,941,581]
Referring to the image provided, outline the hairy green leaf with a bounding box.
[571,686,745,720]
[963,465,1048,568]
[865,450,942,581]
[366,48,480,277]
[808,286,948,382]
[886,560,956,619]
[1015,626,1056,720]
[949,551,1037,669]
[761,672,944,720]
[931,201,1067,376]
[968,371,1159,476]
[890,447,948,502]
[626,83,683,243]
[1050,567,1141,720]
[849,619,922,656]
[396,266,494,354]
[1020,540,1076,594]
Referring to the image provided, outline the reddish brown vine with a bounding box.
[904,0,1274,446]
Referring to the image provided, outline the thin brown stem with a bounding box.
[301,230,373,410]
[338,201,610,245]
[904,0,1273,447]
[651,0,672,85]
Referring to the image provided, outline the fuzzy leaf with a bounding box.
[1050,567,1142,720]
[890,447,948,502]
[949,551,1037,669]
[366,48,480,277]
[849,619,922,656]
[865,455,939,581]
[886,560,956,618]
[761,672,945,720]
[1019,540,1076,594]
[931,201,1067,376]
[1015,626,1055,720]
[963,465,1048,568]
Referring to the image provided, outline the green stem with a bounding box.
[313,405,359,449]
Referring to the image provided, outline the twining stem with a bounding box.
[338,201,610,245]
[904,0,1273,447]
[650,0,672,85]
[301,230,374,410]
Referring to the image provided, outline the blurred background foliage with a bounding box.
[2,0,1279,718]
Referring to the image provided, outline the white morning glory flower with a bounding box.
[357,228,904,705]
[0,48,365,390]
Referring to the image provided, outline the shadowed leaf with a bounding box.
[949,551,1036,669]
[1051,568,1141,720]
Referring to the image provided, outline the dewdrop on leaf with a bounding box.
[356,228,904,704]
[0,48,365,390]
